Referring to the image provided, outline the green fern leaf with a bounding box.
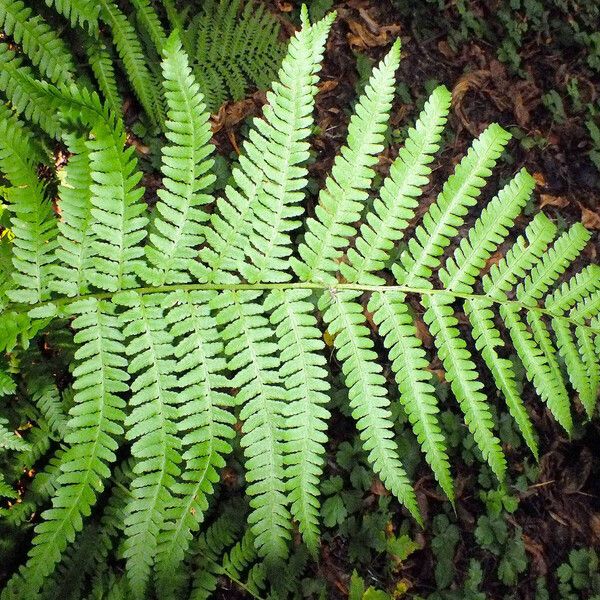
[369,290,454,501]
[51,135,95,297]
[155,290,236,595]
[341,85,452,285]
[394,124,511,288]
[0,107,57,304]
[44,0,100,32]
[98,0,162,127]
[320,289,421,522]
[2,298,127,599]
[240,13,334,283]
[213,290,291,562]
[424,292,507,482]
[85,38,123,118]
[115,291,182,599]
[266,288,330,554]
[85,117,148,292]
[138,33,215,286]
[293,39,402,283]
[0,0,75,85]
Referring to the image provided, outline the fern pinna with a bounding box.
[1,9,599,600]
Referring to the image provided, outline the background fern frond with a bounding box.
[0,0,75,85]
[44,0,100,32]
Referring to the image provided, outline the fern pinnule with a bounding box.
[116,291,182,599]
[85,116,148,292]
[155,289,236,595]
[369,290,454,502]
[266,288,330,554]
[424,292,507,481]
[212,290,291,562]
[139,32,215,287]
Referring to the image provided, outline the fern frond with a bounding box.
[138,34,215,287]
[239,13,334,283]
[2,299,127,600]
[98,0,161,126]
[517,223,592,305]
[293,40,401,284]
[552,317,593,417]
[0,48,65,137]
[266,288,330,553]
[320,289,421,522]
[440,168,535,293]
[571,290,600,323]
[191,0,285,112]
[501,303,572,432]
[85,117,148,292]
[0,107,57,304]
[465,297,538,457]
[115,291,181,599]
[129,0,167,54]
[0,417,30,451]
[213,290,291,562]
[44,0,100,32]
[545,264,600,314]
[369,290,454,501]
[424,293,506,481]
[394,124,512,288]
[482,212,557,301]
[0,0,75,85]
[222,528,266,595]
[189,501,247,600]
[27,373,68,438]
[575,325,599,416]
[200,13,333,283]
[155,289,236,595]
[85,38,122,118]
[341,85,451,285]
[51,135,95,297]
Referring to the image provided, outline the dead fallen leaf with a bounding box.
[275,0,292,11]
[452,70,490,135]
[539,194,569,209]
[346,19,401,49]
[318,79,339,94]
[578,202,600,229]
[532,172,546,187]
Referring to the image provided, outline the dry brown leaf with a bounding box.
[452,70,490,134]
[532,172,546,187]
[539,194,569,209]
[275,0,293,11]
[578,202,600,229]
[318,79,339,94]
[346,19,401,49]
